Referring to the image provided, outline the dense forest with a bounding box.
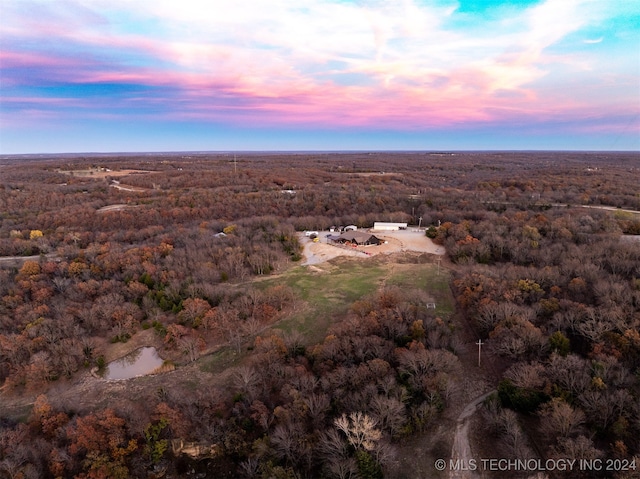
[1,152,639,478]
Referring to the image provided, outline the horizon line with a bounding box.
[2,148,639,158]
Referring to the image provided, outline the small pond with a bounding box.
[102,347,164,380]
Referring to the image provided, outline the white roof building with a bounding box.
[373,222,408,231]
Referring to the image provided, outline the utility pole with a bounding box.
[476,339,483,367]
[234,154,237,174]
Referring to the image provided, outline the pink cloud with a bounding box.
[2,0,635,138]
[3,42,631,135]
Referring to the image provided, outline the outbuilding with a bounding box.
[373,222,408,231]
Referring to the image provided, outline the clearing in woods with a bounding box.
[200,251,452,375]
[254,252,453,346]
[55,167,153,178]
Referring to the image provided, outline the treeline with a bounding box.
[1,153,639,257]
[444,207,640,474]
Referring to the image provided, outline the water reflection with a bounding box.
[103,347,164,380]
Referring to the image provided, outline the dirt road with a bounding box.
[449,390,496,479]
[109,183,148,193]
[0,252,58,267]
[97,204,142,213]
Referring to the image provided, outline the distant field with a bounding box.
[96,204,142,213]
[55,167,152,178]
[349,172,403,177]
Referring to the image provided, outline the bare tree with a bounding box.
[232,366,260,402]
[550,435,603,463]
[283,330,306,357]
[545,353,590,396]
[504,361,545,390]
[538,398,585,439]
[250,400,274,431]
[217,308,245,353]
[326,458,358,479]
[270,422,306,465]
[179,334,204,363]
[334,412,382,452]
[490,318,547,359]
[590,355,630,389]
[304,393,330,427]
[578,389,631,431]
[497,409,533,459]
[238,457,260,478]
[318,428,349,462]
[370,396,406,437]
[371,440,397,471]
[576,308,608,342]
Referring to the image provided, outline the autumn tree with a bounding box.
[68,409,138,479]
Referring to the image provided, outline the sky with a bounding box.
[1,0,639,153]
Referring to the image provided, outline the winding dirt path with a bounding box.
[0,252,58,267]
[449,390,496,479]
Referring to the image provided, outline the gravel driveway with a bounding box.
[300,229,445,265]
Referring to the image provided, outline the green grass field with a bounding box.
[198,347,243,374]
[385,262,454,316]
[259,255,453,344]
[267,260,384,343]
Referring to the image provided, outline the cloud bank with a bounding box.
[1,0,638,152]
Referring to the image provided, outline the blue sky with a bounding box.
[1,0,638,153]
